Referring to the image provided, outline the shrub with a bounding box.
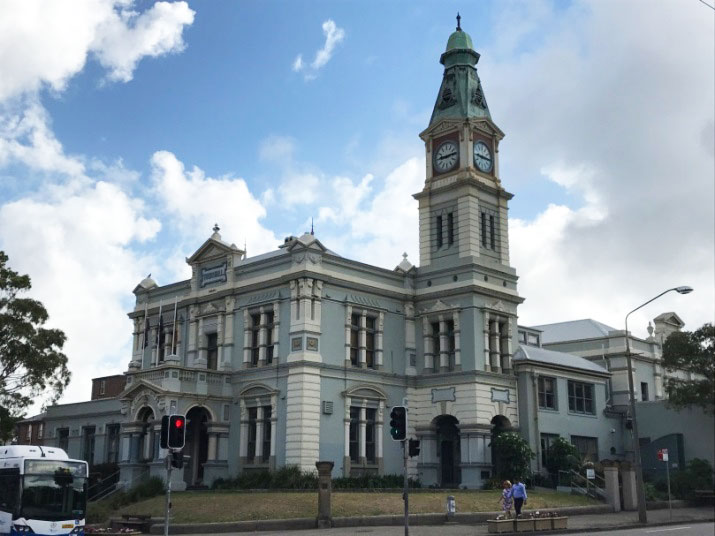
[491,432,534,482]
[545,437,581,475]
[670,458,715,500]
[332,473,421,489]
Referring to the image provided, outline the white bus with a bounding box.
[0,445,88,536]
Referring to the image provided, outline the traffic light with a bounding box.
[389,406,407,441]
[170,450,184,469]
[408,438,421,458]
[168,414,186,449]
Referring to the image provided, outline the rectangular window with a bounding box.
[262,406,272,462]
[481,212,487,247]
[571,435,598,462]
[82,426,96,466]
[518,331,527,344]
[247,407,257,460]
[431,322,441,369]
[250,314,260,366]
[568,381,595,414]
[527,333,540,346]
[37,423,43,440]
[365,408,376,463]
[0,471,20,514]
[99,380,106,395]
[540,433,559,469]
[538,377,557,410]
[365,317,376,369]
[106,424,120,464]
[350,314,360,366]
[265,311,275,364]
[447,213,454,245]
[26,425,31,441]
[641,382,649,402]
[489,215,496,249]
[207,332,218,370]
[58,428,69,452]
[436,215,443,248]
[349,407,360,462]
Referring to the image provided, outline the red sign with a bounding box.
[657,448,669,461]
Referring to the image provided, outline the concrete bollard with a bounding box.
[316,461,334,529]
[447,495,456,520]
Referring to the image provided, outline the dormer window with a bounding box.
[207,332,218,370]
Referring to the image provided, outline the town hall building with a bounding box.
[34,19,710,491]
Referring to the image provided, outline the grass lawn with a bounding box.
[94,489,598,524]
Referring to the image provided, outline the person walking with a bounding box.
[511,478,528,517]
[498,480,513,518]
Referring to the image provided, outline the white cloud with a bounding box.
[488,0,714,334]
[259,135,296,163]
[0,0,194,101]
[277,172,321,207]
[150,150,279,257]
[292,54,304,72]
[292,19,345,80]
[0,179,161,408]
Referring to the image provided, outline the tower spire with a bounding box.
[456,12,461,31]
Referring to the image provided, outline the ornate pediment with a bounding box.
[420,299,458,315]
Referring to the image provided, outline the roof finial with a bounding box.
[311,217,314,235]
[456,12,461,31]
[212,223,220,233]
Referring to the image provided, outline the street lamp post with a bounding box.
[624,285,693,524]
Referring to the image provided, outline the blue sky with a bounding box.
[0,0,712,409]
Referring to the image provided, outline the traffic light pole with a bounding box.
[164,451,172,536]
[402,439,409,536]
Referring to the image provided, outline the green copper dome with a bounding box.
[446,29,473,52]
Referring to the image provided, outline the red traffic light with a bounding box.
[174,418,184,428]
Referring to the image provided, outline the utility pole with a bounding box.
[403,439,409,536]
[164,451,172,536]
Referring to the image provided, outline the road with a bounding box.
[179,521,715,536]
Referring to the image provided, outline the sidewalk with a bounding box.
[153,504,715,535]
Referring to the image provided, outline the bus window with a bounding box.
[0,471,20,514]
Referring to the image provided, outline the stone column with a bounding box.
[187,306,198,366]
[377,401,385,474]
[316,461,334,529]
[483,313,491,372]
[343,399,351,477]
[255,406,264,464]
[222,297,235,371]
[621,461,638,511]
[603,461,621,512]
[243,309,251,367]
[359,311,367,367]
[344,304,353,365]
[376,312,384,368]
[439,316,449,371]
[423,317,433,370]
[358,406,366,465]
[258,309,268,366]
[404,303,416,376]
[490,320,501,372]
[453,311,461,369]
[239,403,249,465]
[272,300,280,363]
[207,433,217,462]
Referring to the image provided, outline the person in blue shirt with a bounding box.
[511,478,528,516]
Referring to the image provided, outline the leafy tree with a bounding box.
[662,323,714,414]
[0,251,70,415]
[0,405,21,443]
[545,436,581,475]
[491,432,534,481]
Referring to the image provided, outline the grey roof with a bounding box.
[513,345,608,374]
[531,319,617,344]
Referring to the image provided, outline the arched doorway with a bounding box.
[490,415,512,479]
[136,408,155,462]
[184,407,210,487]
[435,415,461,488]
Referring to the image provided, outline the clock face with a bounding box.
[434,140,459,173]
[473,141,493,173]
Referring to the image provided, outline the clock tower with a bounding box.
[414,16,513,271]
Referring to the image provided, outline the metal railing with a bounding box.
[569,469,607,501]
[88,467,150,503]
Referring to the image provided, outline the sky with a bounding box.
[0,0,713,413]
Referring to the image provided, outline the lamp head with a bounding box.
[675,286,693,295]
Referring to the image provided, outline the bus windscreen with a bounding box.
[23,461,87,477]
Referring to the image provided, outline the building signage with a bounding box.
[200,263,227,287]
[657,448,669,462]
[586,468,595,480]
[491,388,510,403]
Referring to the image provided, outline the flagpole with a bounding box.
[155,299,163,366]
[171,296,178,355]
